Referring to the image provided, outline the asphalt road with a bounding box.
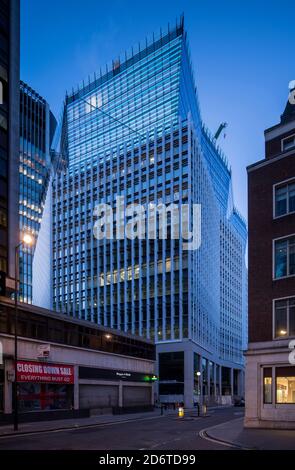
[0,408,243,450]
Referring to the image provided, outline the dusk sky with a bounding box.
[21,0,295,219]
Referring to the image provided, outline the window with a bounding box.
[274,236,295,278]
[276,367,295,404]
[18,383,73,411]
[274,298,295,338]
[263,368,272,404]
[282,135,295,152]
[275,180,295,217]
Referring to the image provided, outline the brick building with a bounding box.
[245,84,295,428]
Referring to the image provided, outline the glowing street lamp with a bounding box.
[22,233,33,246]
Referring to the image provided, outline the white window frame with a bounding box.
[272,295,295,340]
[281,133,295,152]
[262,364,295,407]
[261,365,273,407]
[273,177,295,219]
[273,233,295,280]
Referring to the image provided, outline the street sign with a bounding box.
[37,344,51,358]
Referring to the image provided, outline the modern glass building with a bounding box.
[19,81,56,303]
[63,19,200,169]
[52,19,247,406]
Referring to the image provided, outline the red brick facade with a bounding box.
[248,129,295,343]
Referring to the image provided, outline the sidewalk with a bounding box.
[203,417,295,450]
[0,409,176,438]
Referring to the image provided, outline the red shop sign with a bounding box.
[17,361,74,384]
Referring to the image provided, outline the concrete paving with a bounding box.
[203,416,295,450]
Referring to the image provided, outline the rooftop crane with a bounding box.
[214,122,228,141]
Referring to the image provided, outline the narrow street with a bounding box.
[0,408,242,450]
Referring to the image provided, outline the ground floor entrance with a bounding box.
[157,342,244,408]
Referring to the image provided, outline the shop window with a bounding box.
[18,383,73,412]
[263,368,272,404]
[276,367,295,404]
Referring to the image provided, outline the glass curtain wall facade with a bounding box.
[53,118,221,348]
[19,81,56,303]
[53,20,247,405]
[201,128,248,365]
[63,18,200,170]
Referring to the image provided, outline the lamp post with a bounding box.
[196,371,202,416]
[14,233,33,431]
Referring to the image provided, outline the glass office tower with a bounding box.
[19,81,56,303]
[53,19,247,406]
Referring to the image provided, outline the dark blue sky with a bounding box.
[21,0,295,218]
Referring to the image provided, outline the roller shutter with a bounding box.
[123,386,151,406]
[79,385,119,409]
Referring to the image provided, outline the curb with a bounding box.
[199,418,255,450]
[199,429,253,450]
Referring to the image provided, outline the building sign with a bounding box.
[17,361,74,384]
[79,366,157,383]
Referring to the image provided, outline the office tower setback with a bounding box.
[19,81,56,303]
[53,19,247,406]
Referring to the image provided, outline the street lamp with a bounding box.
[196,371,202,412]
[14,233,33,431]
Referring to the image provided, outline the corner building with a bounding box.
[245,86,295,428]
[52,20,247,407]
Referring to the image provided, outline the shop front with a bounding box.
[16,360,74,413]
[0,299,155,423]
